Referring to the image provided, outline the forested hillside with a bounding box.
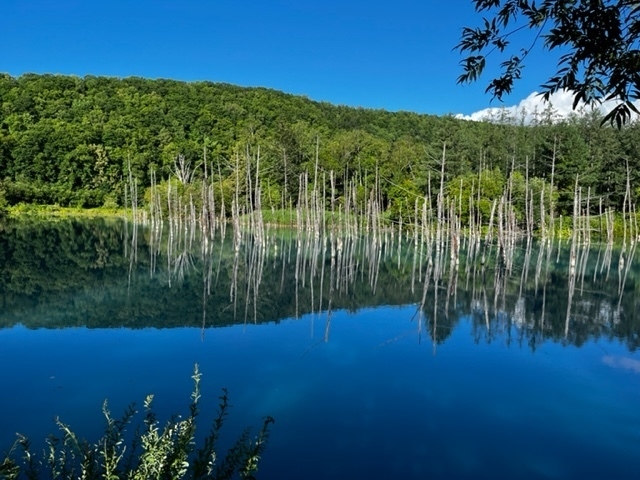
[0,73,639,217]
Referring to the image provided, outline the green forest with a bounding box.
[0,73,639,220]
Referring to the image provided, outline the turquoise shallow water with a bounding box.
[0,219,639,479]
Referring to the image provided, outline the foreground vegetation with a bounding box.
[0,366,273,480]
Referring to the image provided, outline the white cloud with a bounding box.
[456,90,640,124]
[602,355,640,374]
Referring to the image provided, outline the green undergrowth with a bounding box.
[7,203,129,220]
[246,208,361,227]
[3,203,639,245]
[0,365,273,480]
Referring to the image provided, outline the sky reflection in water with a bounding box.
[0,219,639,479]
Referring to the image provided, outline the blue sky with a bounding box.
[1,0,564,117]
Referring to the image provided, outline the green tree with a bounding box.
[457,0,640,127]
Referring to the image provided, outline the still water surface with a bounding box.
[0,219,639,479]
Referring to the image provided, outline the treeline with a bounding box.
[0,73,639,217]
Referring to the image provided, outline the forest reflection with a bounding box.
[0,217,638,352]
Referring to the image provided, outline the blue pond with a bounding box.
[0,219,639,479]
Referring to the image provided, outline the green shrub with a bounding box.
[0,186,8,222]
[0,365,273,480]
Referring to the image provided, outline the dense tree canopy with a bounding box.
[0,73,639,218]
[457,0,640,127]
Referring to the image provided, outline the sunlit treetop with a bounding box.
[456,0,640,127]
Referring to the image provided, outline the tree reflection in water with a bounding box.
[0,217,638,352]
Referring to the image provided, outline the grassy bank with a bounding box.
[6,203,129,220]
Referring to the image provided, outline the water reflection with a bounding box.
[2,218,640,480]
[0,218,638,352]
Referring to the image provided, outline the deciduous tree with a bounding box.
[457,1,640,127]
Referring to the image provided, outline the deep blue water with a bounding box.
[0,220,639,479]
